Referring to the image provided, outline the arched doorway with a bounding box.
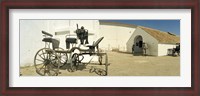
[132,35,143,55]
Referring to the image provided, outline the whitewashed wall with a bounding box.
[20,20,50,67]
[50,20,100,49]
[158,44,177,56]
[127,27,159,56]
[20,20,99,67]
[99,24,136,52]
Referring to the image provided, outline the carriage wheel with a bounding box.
[34,48,60,76]
[68,53,79,72]
[53,47,67,67]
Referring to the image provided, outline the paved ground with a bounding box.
[20,52,180,76]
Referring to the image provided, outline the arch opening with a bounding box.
[132,35,143,55]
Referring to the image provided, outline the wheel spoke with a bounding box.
[35,63,44,65]
[35,63,44,68]
[44,65,47,75]
[46,53,49,60]
[35,64,46,76]
[41,49,46,59]
[36,59,44,62]
[47,64,57,76]
[38,64,45,71]
[38,54,45,60]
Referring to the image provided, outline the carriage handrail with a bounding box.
[42,30,53,37]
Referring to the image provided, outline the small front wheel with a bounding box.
[68,53,79,72]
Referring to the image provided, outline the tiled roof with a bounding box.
[139,26,180,44]
[99,21,180,44]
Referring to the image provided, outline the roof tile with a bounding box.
[139,26,180,44]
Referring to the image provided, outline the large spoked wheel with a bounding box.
[34,48,61,76]
[54,48,67,67]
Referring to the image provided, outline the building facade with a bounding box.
[99,21,180,56]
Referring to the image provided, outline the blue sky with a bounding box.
[101,20,180,35]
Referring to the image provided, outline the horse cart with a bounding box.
[34,25,109,76]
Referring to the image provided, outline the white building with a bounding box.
[99,21,180,56]
[20,20,179,66]
[126,26,180,56]
[99,21,137,52]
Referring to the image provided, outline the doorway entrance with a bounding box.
[132,35,143,55]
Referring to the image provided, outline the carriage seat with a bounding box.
[65,38,77,49]
[42,38,60,50]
